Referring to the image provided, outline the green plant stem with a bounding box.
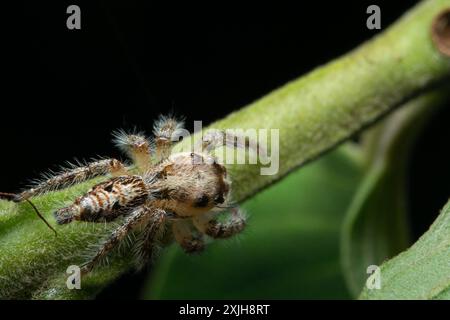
[0,0,449,299]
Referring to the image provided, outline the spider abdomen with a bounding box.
[54,175,149,224]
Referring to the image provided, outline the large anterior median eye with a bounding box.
[214,193,225,205]
[194,194,210,208]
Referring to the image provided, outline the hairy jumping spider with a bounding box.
[0,115,249,274]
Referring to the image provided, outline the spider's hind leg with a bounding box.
[81,205,154,275]
[134,208,167,269]
[0,192,20,202]
[3,158,128,202]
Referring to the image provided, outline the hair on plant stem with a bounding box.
[0,192,57,236]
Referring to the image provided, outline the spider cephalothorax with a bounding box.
[0,115,249,274]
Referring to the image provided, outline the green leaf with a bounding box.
[341,89,450,297]
[143,147,362,299]
[359,198,450,299]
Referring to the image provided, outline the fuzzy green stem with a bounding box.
[0,0,449,299]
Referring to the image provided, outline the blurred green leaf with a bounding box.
[360,198,450,299]
[142,147,362,299]
[340,163,409,297]
[341,89,450,297]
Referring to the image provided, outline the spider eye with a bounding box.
[214,194,225,205]
[194,194,210,208]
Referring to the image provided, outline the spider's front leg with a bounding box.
[0,158,128,202]
[193,207,247,239]
[113,130,152,172]
[199,129,262,154]
[81,204,155,275]
[153,115,184,162]
[172,219,205,253]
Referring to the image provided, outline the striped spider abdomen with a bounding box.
[55,176,149,224]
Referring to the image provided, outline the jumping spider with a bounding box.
[0,115,250,274]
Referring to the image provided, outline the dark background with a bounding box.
[2,0,449,297]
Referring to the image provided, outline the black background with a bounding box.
[2,1,449,298]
